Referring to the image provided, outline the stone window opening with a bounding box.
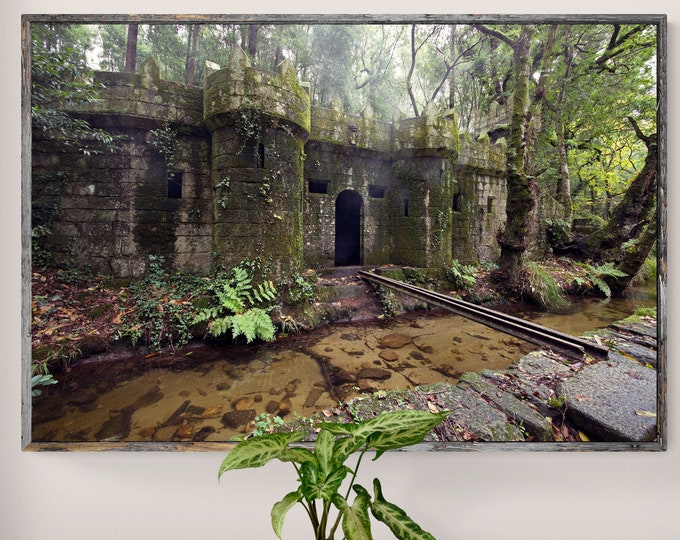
[404,198,410,217]
[368,185,385,198]
[308,180,328,194]
[167,172,182,199]
[487,197,494,213]
[257,142,265,168]
[453,193,462,212]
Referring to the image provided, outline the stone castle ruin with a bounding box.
[32,49,509,278]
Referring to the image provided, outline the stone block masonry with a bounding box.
[32,48,509,278]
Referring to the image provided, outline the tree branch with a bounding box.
[471,24,516,49]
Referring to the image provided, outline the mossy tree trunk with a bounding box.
[492,25,535,289]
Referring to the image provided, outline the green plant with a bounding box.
[575,261,628,298]
[31,363,58,397]
[525,261,569,309]
[251,413,286,438]
[218,409,449,540]
[149,123,178,177]
[286,271,318,305]
[444,260,477,291]
[120,256,201,349]
[194,263,278,343]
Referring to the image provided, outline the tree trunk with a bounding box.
[497,25,535,288]
[184,24,200,85]
[585,118,657,261]
[610,217,657,294]
[124,24,139,73]
[555,27,574,222]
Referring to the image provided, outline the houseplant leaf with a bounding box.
[271,488,302,539]
[218,431,305,478]
[364,479,437,540]
[332,491,372,540]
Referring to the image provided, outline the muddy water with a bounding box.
[32,289,655,444]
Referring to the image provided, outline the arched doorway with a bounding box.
[335,190,362,266]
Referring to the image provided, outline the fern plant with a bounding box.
[575,262,627,298]
[194,264,278,343]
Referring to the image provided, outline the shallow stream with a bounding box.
[32,288,655,444]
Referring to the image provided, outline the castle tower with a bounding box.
[203,48,311,277]
[390,104,459,267]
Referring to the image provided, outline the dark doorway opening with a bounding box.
[335,190,362,266]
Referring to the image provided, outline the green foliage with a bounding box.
[525,262,569,309]
[120,256,202,349]
[575,262,628,298]
[251,413,286,438]
[31,26,119,154]
[149,123,179,176]
[31,362,58,397]
[544,218,572,248]
[283,271,318,305]
[218,409,449,540]
[444,260,477,291]
[194,262,278,343]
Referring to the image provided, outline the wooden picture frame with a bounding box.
[22,13,667,452]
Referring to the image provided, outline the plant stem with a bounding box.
[329,446,368,538]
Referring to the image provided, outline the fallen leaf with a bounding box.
[578,431,590,442]
[635,410,656,417]
[427,402,439,413]
[575,394,590,401]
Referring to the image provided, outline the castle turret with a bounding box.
[390,104,459,267]
[203,48,311,276]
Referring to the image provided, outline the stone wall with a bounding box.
[32,49,510,278]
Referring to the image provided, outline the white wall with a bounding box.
[2,1,678,538]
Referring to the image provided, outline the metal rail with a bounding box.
[358,270,609,362]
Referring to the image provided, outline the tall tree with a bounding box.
[124,23,138,72]
[184,24,201,85]
[473,24,536,290]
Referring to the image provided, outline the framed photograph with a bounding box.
[22,14,666,451]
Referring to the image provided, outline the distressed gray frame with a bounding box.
[21,13,667,452]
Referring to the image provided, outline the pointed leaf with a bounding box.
[368,479,436,540]
[332,491,372,540]
[218,431,305,479]
[333,434,366,465]
[300,461,351,502]
[315,428,335,475]
[271,488,302,539]
[360,410,449,458]
[279,446,317,466]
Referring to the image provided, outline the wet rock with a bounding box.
[458,372,553,442]
[379,350,399,362]
[248,359,267,372]
[254,394,263,403]
[269,387,282,396]
[331,367,355,385]
[197,388,208,397]
[234,396,255,411]
[557,356,657,442]
[266,400,280,414]
[176,423,196,439]
[357,368,391,380]
[285,383,298,394]
[324,347,334,353]
[184,405,206,417]
[357,379,376,392]
[221,409,257,429]
[192,426,216,442]
[216,382,231,391]
[409,350,425,361]
[161,400,191,427]
[278,397,292,414]
[378,333,413,348]
[154,425,178,441]
[417,345,434,354]
[96,407,134,441]
[304,387,325,407]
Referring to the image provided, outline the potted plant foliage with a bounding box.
[218,409,449,540]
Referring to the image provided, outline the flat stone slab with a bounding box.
[458,372,554,441]
[557,356,657,442]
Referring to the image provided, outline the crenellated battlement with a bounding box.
[32,50,510,277]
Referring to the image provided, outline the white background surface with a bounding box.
[1,1,677,538]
